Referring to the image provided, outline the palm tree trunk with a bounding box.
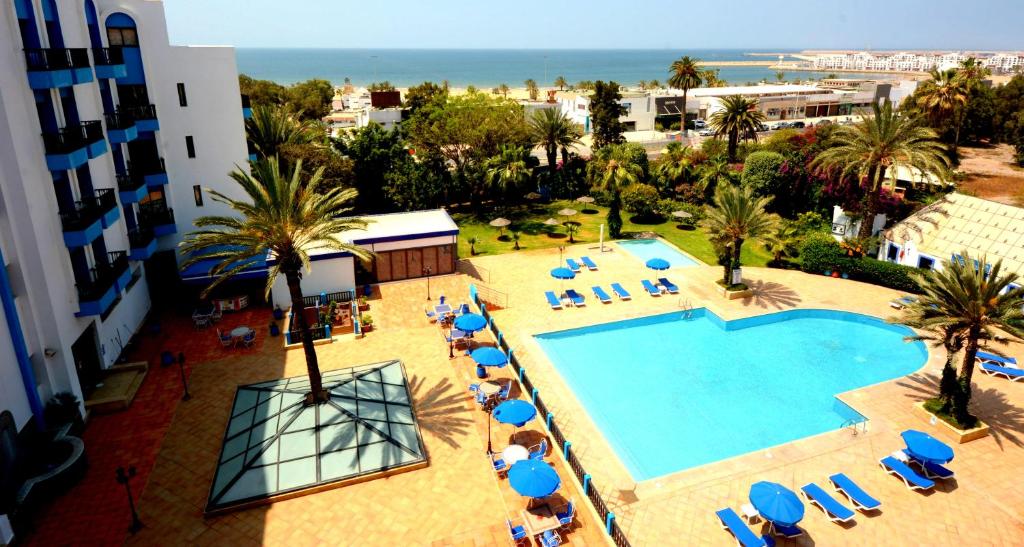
[680,88,688,135]
[732,237,744,281]
[285,269,326,403]
[547,146,558,175]
[560,146,569,167]
[728,129,739,163]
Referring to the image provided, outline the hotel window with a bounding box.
[886,244,900,262]
[185,136,195,158]
[106,27,138,47]
[193,185,204,207]
[917,256,935,270]
[177,83,188,107]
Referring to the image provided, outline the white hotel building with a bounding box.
[0,0,249,437]
[811,51,1024,74]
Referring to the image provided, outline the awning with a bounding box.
[179,246,270,285]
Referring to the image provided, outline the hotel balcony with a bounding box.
[75,251,130,317]
[130,157,168,187]
[116,172,147,204]
[58,189,119,247]
[104,111,137,144]
[138,199,176,237]
[241,94,253,119]
[247,140,258,162]
[23,47,92,89]
[127,226,157,261]
[42,120,107,171]
[122,104,159,132]
[91,46,126,79]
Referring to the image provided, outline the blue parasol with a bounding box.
[453,313,487,333]
[508,459,561,499]
[470,347,508,368]
[901,430,954,464]
[493,399,537,427]
[749,481,804,527]
[645,258,670,270]
[550,267,575,280]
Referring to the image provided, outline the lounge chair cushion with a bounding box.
[641,279,661,296]
[581,256,598,270]
[880,456,935,490]
[544,291,562,309]
[657,277,679,292]
[611,283,631,300]
[592,286,612,303]
[565,289,585,305]
[828,473,881,511]
[976,350,1018,366]
[715,508,771,547]
[981,362,1024,381]
[801,483,855,522]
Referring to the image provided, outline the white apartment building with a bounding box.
[559,90,656,133]
[0,0,248,436]
[810,51,1024,73]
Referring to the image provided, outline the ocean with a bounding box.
[235,48,888,87]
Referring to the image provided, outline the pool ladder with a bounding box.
[679,299,694,319]
[842,418,868,435]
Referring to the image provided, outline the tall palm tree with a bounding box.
[498,83,510,98]
[529,108,582,175]
[763,220,800,265]
[554,76,567,91]
[245,104,321,159]
[485,145,530,195]
[179,158,371,403]
[597,157,642,194]
[916,67,969,153]
[897,252,1023,425]
[812,100,949,238]
[525,79,539,101]
[649,79,661,89]
[668,56,703,134]
[709,95,766,162]
[702,183,778,285]
[653,142,692,191]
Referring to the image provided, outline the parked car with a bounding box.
[771,122,791,130]
[790,121,806,128]
[698,128,717,136]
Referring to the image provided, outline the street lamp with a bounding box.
[423,266,432,300]
[116,465,143,534]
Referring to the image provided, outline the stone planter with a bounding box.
[913,402,990,444]
[716,284,754,300]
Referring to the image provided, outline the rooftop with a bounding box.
[345,209,459,246]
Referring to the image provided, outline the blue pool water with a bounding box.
[618,239,700,268]
[534,309,927,481]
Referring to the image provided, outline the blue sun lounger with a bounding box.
[592,286,612,304]
[566,258,582,273]
[565,289,586,306]
[800,483,855,523]
[715,508,774,547]
[976,350,1018,366]
[611,283,631,300]
[580,256,598,271]
[657,277,679,294]
[980,362,1024,382]
[828,473,881,512]
[768,523,802,538]
[544,291,562,310]
[901,450,955,480]
[880,456,934,491]
[641,279,661,296]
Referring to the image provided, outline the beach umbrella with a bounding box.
[508,459,561,500]
[453,313,487,333]
[557,208,577,218]
[671,210,693,219]
[550,267,575,280]
[645,257,670,271]
[543,218,560,226]
[749,481,804,527]
[575,196,595,205]
[470,347,508,368]
[489,217,511,237]
[526,192,543,201]
[901,430,954,464]
[493,399,537,427]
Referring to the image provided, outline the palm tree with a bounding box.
[529,108,582,175]
[563,221,580,243]
[702,183,778,286]
[763,220,800,265]
[897,252,1023,425]
[812,100,949,238]
[916,67,969,153]
[709,95,766,162]
[485,145,530,195]
[775,71,785,83]
[554,76,567,91]
[649,79,661,89]
[245,104,321,159]
[653,142,692,191]
[598,157,642,193]
[668,56,703,134]
[638,80,649,91]
[698,157,734,194]
[498,83,510,98]
[701,69,725,88]
[525,79,539,101]
[512,231,521,250]
[179,158,371,403]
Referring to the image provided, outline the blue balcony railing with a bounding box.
[91,46,126,79]
[104,111,137,144]
[42,120,106,170]
[24,48,92,88]
[75,251,130,317]
[116,172,147,204]
[127,226,157,261]
[130,157,168,187]
[58,189,118,247]
[122,104,158,132]
[138,199,176,236]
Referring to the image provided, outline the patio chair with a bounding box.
[528,439,547,460]
[566,258,582,273]
[888,295,917,309]
[657,277,679,294]
[489,452,507,476]
[210,308,223,323]
[641,279,661,296]
[976,350,1018,367]
[459,303,471,315]
[243,330,256,348]
[424,309,437,322]
[580,256,598,270]
[611,282,631,300]
[980,362,1024,382]
[475,390,489,406]
[800,483,855,523]
[468,383,480,393]
[828,473,881,512]
[193,315,211,329]
[506,519,527,543]
[715,508,773,547]
[544,291,563,310]
[497,381,512,400]
[592,285,612,304]
[217,329,233,348]
[439,295,446,304]
[555,499,575,530]
[565,289,585,307]
[879,456,934,491]
[540,530,561,547]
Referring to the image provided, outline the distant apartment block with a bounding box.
[810,51,1024,74]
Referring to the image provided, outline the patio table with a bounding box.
[478,381,502,397]
[521,503,560,536]
[230,326,251,345]
[434,304,452,316]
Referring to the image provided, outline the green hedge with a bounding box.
[799,234,921,293]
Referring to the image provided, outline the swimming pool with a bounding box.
[618,238,700,268]
[534,309,927,481]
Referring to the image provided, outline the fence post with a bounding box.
[518,367,525,381]
[497,332,503,346]
[605,512,615,535]
[583,473,591,494]
[325,325,331,339]
[545,412,553,430]
[563,440,571,460]
[531,387,538,404]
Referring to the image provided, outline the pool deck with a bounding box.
[471,239,1024,545]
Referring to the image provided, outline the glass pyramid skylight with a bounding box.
[205,360,426,514]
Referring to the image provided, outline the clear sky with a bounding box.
[164,0,1024,50]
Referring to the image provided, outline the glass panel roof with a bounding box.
[205,360,426,514]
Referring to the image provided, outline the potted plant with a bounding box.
[44,392,83,435]
[361,314,374,332]
[272,305,284,321]
[358,296,369,311]
[269,321,280,337]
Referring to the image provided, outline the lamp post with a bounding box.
[558,245,565,268]
[423,266,432,300]
[448,329,455,359]
[116,465,143,534]
[177,352,190,401]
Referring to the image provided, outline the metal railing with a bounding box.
[474,289,631,547]
[129,157,166,178]
[116,172,144,193]
[122,104,157,120]
[91,46,124,66]
[41,121,103,154]
[23,47,89,71]
[58,189,116,231]
[77,251,128,301]
[127,226,155,249]
[104,111,135,130]
[138,199,175,226]
[302,291,354,307]
[285,324,331,345]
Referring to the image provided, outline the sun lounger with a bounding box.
[828,473,881,512]
[566,258,582,273]
[889,295,917,309]
[580,256,598,271]
[901,450,955,480]
[592,286,612,304]
[641,279,661,296]
[565,289,586,307]
[976,350,1018,366]
[544,291,562,310]
[715,508,774,547]
[880,456,934,491]
[611,283,631,300]
[657,277,679,294]
[800,483,855,523]
[768,523,802,538]
[980,362,1024,382]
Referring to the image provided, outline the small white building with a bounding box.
[268,210,459,308]
[559,90,656,133]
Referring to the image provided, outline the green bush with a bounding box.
[620,183,661,217]
[798,234,921,292]
[700,138,727,159]
[736,141,764,162]
[741,151,786,198]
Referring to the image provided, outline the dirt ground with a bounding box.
[957,143,1024,206]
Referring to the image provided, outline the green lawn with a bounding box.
[452,200,772,267]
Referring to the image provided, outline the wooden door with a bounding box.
[406,248,423,279]
[422,246,438,275]
[391,249,407,280]
[376,251,392,282]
